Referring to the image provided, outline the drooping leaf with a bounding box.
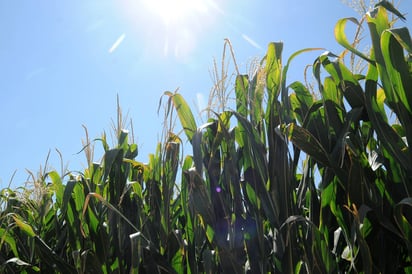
[12,215,35,237]
[335,17,374,63]
[375,0,406,21]
[283,123,330,167]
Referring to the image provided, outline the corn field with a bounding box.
[1,2,412,273]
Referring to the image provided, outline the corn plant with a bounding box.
[283,1,412,272]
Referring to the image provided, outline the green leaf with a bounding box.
[192,123,211,175]
[184,168,215,226]
[102,148,122,183]
[375,0,406,21]
[283,123,330,167]
[165,92,197,142]
[321,180,335,208]
[250,67,265,126]
[205,225,215,243]
[283,47,324,89]
[319,53,365,109]
[245,182,260,210]
[381,28,412,113]
[0,228,18,256]
[367,5,391,38]
[48,170,64,206]
[335,17,374,63]
[266,42,283,99]
[365,86,412,174]
[282,47,323,105]
[34,236,77,273]
[289,81,314,123]
[12,215,35,237]
[235,74,249,117]
[387,27,412,53]
[61,179,78,216]
[323,99,344,141]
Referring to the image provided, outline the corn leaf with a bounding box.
[12,215,35,237]
[165,91,197,142]
[283,123,330,167]
[335,17,374,63]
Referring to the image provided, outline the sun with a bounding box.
[142,0,209,27]
[118,0,222,61]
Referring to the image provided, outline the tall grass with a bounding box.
[1,1,412,273]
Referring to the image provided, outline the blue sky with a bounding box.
[1,1,411,187]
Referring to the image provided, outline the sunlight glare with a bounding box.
[118,0,223,61]
[142,0,208,26]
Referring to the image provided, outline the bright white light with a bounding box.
[241,34,262,50]
[142,0,208,26]
[118,0,223,61]
[108,33,126,53]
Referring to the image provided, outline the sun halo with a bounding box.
[118,0,222,61]
[142,0,209,27]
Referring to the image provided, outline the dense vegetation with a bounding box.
[1,1,412,273]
